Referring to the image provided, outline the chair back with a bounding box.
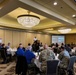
[15,56,28,74]
[68,56,76,70]
[47,60,59,75]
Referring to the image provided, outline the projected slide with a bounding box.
[52,35,65,44]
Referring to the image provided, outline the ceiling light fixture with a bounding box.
[53,1,58,5]
[17,11,40,28]
[58,28,71,34]
[72,14,76,18]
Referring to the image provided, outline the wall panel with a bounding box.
[26,33,31,46]
[36,33,41,41]
[40,34,45,45]
[44,35,50,45]
[20,32,27,47]
[31,33,37,44]
[0,30,5,43]
[4,30,13,47]
[65,34,76,44]
[12,31,20,47]
[0,29,51,47]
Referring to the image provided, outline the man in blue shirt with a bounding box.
[16,44,27,75]
[25,47,42,75]
[25,48,35,64]
[16,43,25,56]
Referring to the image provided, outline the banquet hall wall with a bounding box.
[0,29,51,47]
[65,34,76,44]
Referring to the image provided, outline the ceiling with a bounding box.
[0,0,76,34]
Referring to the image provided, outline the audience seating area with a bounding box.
[0,40,76,75]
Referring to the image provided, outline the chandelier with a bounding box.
[17,11,40,28]
[58,28,71,34]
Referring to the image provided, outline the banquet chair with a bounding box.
[27,58,37,75]
[67,56,76,75]
[47,60,59,75]
[15,56,28,75]
[59,56,76,75]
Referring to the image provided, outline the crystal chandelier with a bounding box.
[17,11,40,28]
[58,28,71,34]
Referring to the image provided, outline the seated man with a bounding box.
[16,43,25,56]
[16,44,27,75]
[25,47,40,74]
[27,43,32,51]
[6,43,11,49]
[1,44,7,64]
[58,46,70,75]
[25,47,36,64]
[6,43,12,62]
[17,43,25,51]
[39,45,55,75]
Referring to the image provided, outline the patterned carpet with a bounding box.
[0,62,15,75]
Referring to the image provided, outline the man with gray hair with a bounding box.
[39,45,55,75]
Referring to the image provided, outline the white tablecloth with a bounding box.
[7,48,17,56]
[32,52,41,69]
[34,56,41,70]
[54,53,59,60]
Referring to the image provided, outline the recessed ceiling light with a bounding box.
[53,2,57,5]
[72,14,76,18]
[58,28,71,34]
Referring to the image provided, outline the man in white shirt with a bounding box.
[27,43,32,51]
[34,37,37,41]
